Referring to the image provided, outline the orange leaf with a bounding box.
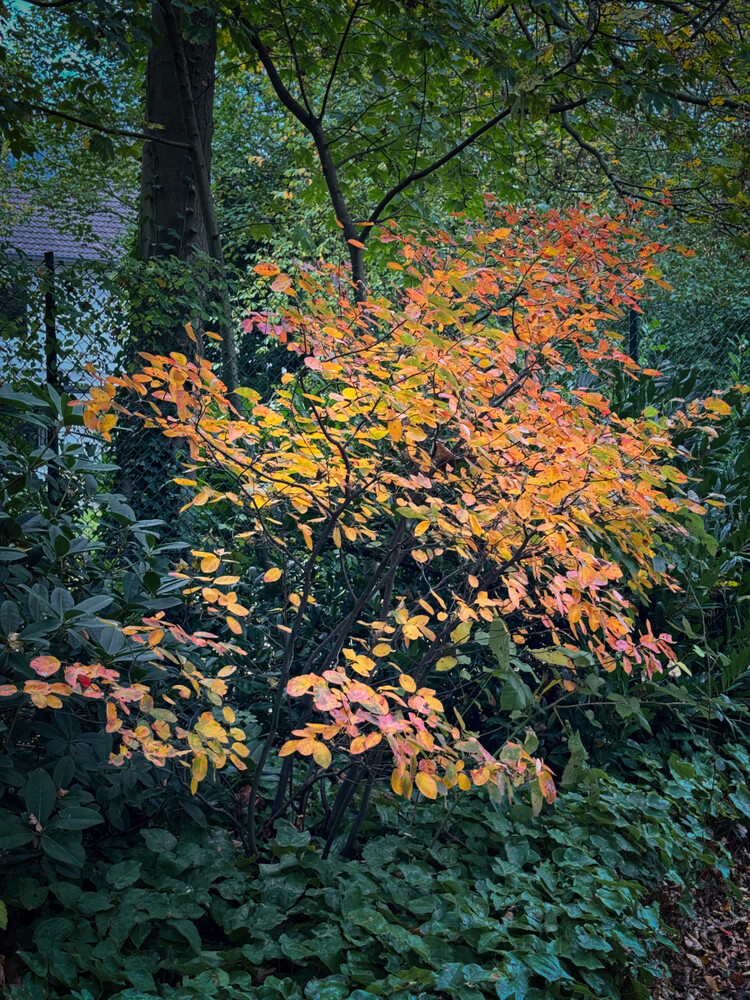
[287,675,316,697]
[253,262,280,277]
[226,616,242,635]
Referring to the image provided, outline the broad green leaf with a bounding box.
[24,768,57,824]
[489,617,511,671]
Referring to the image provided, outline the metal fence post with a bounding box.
[628,307,639,365]
[42,250,61,502]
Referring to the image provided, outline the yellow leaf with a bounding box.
[399,674,417,692]
[388,419,403,442]
[416,772,438,799]
[436,656,458,672]
[99,413,117,436]
[450,621,471,644]
[372,643,392,657]
[226,616,242,635]
[223,705,236,722]
[264,567,283,582]
[191,754,208,785]
[530,647,570,666]
[414,520,430,537]
[312,742,332,767]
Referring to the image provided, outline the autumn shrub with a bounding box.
[77,204,737,855]
[2,208,750,1000]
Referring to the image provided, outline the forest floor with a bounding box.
[652,836,750,999]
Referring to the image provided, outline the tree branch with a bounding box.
[244,20,315,129]
[320,0,364,121]
[367,96,589,227]
[560,111,627,197]
[26,101,192,149]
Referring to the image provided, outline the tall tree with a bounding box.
[224,1,749,291]
[3,1,749,309]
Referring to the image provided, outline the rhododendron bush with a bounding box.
[73,204,720,850]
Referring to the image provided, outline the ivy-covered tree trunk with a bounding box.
[138,1,216,266]
[119,0,221,515]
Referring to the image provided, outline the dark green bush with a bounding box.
[5,736,748,1000]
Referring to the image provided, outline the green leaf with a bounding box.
[521,952,572,982]
[347,907,391,938]
[18,878,49,909]
[489,617,511,671]
[0,900,7,930]
[40,832,85,868]
[142,828,178,853]
[668,755,696,780]
[53,805,103,831]
[500,672,533,712]
[730,785,750,819]
[24,768,57,824]
[105,859,142,889]
[53,756,75,789]
[0,828,35,850]
[0,600,21,636]
[562,731,589,787]
[174,918,202,953]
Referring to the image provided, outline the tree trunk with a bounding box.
[118,0,221,515]
[139,0,216,266]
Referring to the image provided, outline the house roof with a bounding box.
[0,193,131,262]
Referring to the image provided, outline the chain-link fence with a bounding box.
[2,242,749,536]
